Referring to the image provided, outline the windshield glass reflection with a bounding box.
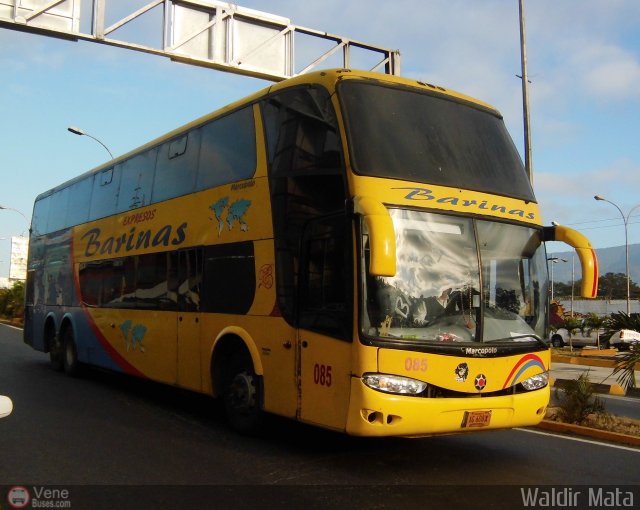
[361,209,546,344]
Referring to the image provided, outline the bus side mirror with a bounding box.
[544,225,599,299]
[354,196,396,277]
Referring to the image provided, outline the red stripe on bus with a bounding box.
[71,232,145,378]
[591,248,599,298]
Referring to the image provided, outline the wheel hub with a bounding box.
[227,372,256,412]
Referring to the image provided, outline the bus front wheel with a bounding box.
[222,354,263,434]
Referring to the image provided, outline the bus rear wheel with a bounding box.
[48,332,63,372]
[62,328,81,376]
[222,355,263,434]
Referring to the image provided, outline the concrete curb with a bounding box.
[551,354,638,397]
[536,419,640,447]
[547,354,640,446]
[552,354,620,369]
[550,377,627,397]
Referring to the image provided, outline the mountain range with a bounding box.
[548,243,640,284]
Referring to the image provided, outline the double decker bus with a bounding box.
[24,69,598,436]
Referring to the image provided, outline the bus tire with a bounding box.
[222,353,263,434]
[48,330,64,372]
[62,328,81,377]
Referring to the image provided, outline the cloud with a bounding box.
[536,159,640,242]
[582,45,640,99]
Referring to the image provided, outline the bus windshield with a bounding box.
[361,209,548,345]
[339,80,535,202]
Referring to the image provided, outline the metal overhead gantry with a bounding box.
[0,0,400,81]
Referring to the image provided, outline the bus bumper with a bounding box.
[345,377,549,437]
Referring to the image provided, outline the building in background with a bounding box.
[557,299,639,317]
[0,236,28,288]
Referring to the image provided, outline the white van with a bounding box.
[609,329,640,350]
[547,328,607,348]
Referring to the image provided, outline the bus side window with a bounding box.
[153,130,200,203]
[196,106,256,191]
[47,188,69,233]
[32,196,51,236]
[299,215,351,340]
[261,86,347,324]
[201,242,255,314]
[176,249,202,312]
[116,149,157,212]
[90,167,122,221]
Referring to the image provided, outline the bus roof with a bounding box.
[35,68,500,202]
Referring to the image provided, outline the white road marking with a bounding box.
[515,427,640,453]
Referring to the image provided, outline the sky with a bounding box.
[1,0,640,279]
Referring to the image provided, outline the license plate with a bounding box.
[461,410,492,428]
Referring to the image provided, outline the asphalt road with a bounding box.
[1,324,639,509]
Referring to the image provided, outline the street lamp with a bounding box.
[547,256,567,302]
[594,195,640,315]
[518,0,533,184]
[0,205,29,224]
[552,221,576,316]
[67,126,114,159]
[0,205,30,236]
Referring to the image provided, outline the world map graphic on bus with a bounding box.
[209,197,252,236]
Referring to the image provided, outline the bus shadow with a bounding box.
[34,359,529,480]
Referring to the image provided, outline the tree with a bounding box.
[598,272,640,300]
[605,312,640,389]
[561,315,583,351]
[584,313,605,334]
[552,274,639,300]
[552,281,573,299]
[0,281,25,320]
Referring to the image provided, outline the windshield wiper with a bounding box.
[485,334,542,344]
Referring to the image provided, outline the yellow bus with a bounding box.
[24,69,598,436]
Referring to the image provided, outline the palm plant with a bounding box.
[612,344,639,389]
[561,316,583,351]
[584,313,606,348]
[554,371,606,424]
[605,312,640,389]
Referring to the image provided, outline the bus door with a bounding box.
[174,249,202,391]
[297,216,352,430]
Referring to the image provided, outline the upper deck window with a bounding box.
[338,81,535,202]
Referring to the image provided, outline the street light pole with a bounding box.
[0,205,29,224]
[547,256,567,302]
[0,205,30,236]
[518,0,533,184]
[594,195,640,315]
[68,126,114,159]
[552,221,576,316]
[571,254,575,317]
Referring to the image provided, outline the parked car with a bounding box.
[0,395,12,418]
[547,328,608,349]
[609,329,640,351]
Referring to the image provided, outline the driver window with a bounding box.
[299,215,351,340]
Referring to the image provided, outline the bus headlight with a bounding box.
[362,373,427,395]
[521,372,549,391]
